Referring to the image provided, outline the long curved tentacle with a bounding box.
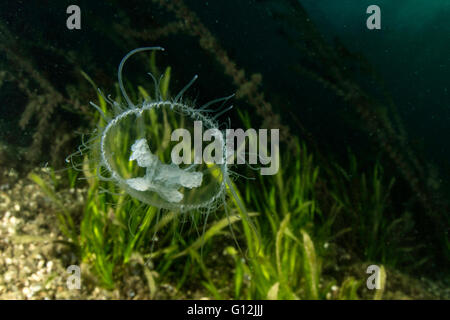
[175,75,198,102]
[118,47,165,107]
[147,72,161,101]
[199,93,235,111]
[213,105,234,120]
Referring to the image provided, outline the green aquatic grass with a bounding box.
[28,171,78,245]
[29,56,399,299]
[329,153,419,268]
[217,115,326,299]
[338,277,361,300]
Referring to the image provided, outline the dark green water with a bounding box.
[302,0,450,182]
[188,0,450,198]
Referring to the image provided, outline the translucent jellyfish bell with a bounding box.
[64,47,262,258]
[89,47,232,213]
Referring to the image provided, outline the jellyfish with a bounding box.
[66,47,257,254]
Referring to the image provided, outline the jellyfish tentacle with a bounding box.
[96,88,125,115]
[89,102,107,121]
[96,167,115,182]
[175,74,198,102]
[199,93,235,111]
[97,88,113,107]
[118,47,165,107]
[147,72,161,101]
[157,74,165,99]
[228,169,256,181]
[98,186,123,196]
[106,94,117,106]
[213,104,234,120]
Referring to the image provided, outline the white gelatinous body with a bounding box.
[126,138,203,203]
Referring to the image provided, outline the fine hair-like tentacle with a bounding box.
[118,47,165,106]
